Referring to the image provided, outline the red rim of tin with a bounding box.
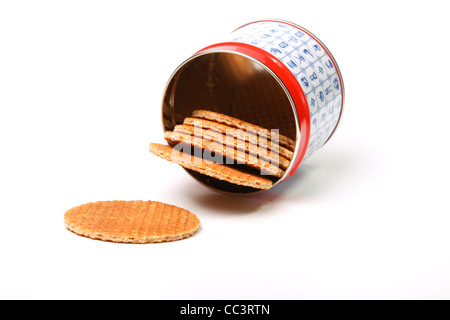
[195,42,309,180]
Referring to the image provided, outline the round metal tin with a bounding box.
[161,19,344,194]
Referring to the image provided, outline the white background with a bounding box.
[1,0,449,300]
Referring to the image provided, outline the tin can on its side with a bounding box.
[162,20,344,194]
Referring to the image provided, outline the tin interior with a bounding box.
[162,51,298,194]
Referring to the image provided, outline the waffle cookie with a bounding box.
[173,124,291,170]
[164,131,284,177]
[64,200,200,244]
[149,143,273,190]
[183,117,294,161]
[192,109,296,151]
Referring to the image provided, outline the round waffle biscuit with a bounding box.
[65,200,200,244]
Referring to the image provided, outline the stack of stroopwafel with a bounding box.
[149,110,296,191]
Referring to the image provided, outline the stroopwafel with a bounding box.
[64,200,200,244]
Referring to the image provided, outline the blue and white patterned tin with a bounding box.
[162,19,344,192]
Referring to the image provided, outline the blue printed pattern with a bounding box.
[231,21,342,160]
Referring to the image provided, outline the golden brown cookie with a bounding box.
[148,143,273,190]
[173,124,291,170]
[164,131,284,178]
[183,117,294,160]
[64,200,200,244]
[191,109,296,151]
